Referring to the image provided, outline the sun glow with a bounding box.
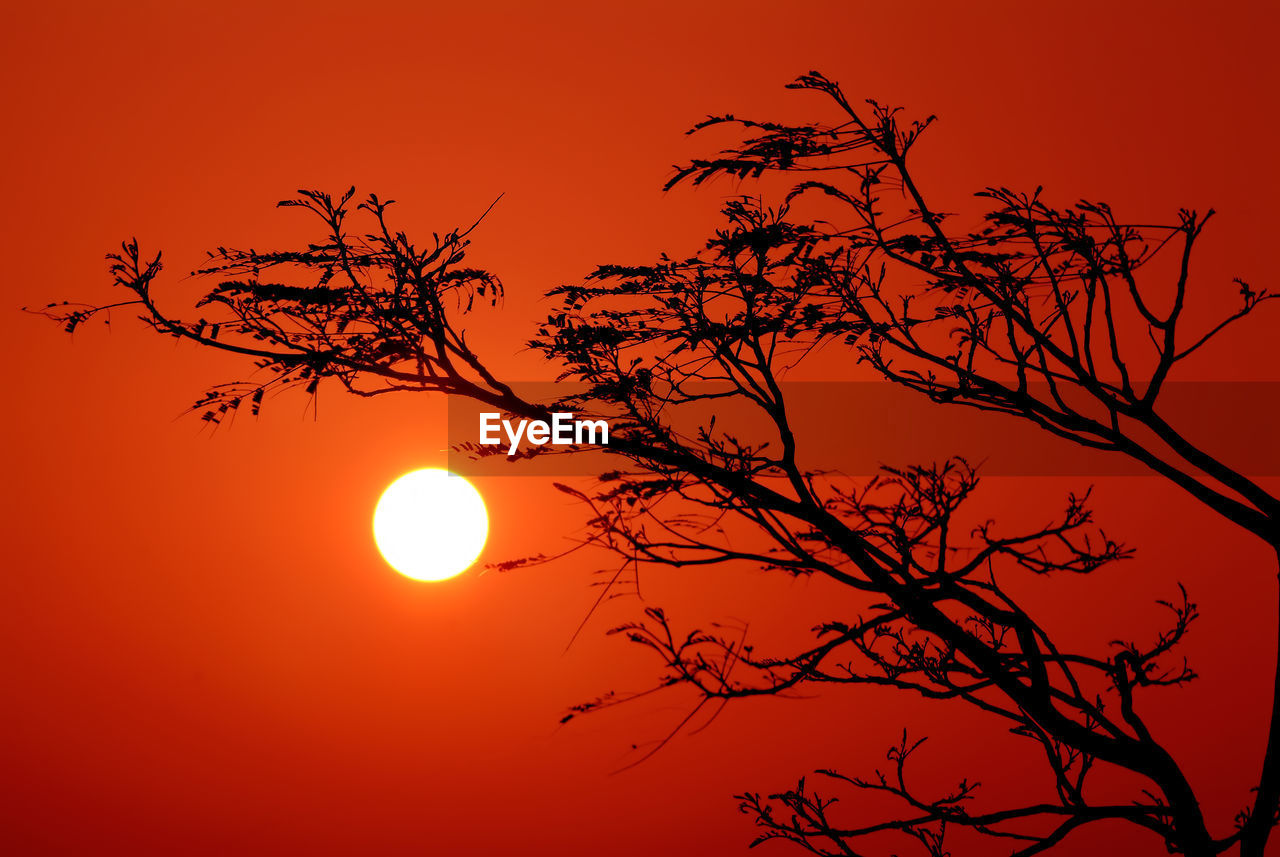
[373,469,488,582]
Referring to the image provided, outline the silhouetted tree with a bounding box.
[36,73,1277,857]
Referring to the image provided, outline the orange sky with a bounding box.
[4,2,1280,854]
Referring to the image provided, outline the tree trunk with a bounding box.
[1239,543,1280,857]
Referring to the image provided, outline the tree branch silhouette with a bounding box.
[660,71,1278,856]
[34,72,1277,857]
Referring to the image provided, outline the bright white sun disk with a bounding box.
[373,469,488,581]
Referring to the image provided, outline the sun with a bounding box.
[373,469,489,582]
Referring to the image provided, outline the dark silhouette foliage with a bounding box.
[36,72,1279,857]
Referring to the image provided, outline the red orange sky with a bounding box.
[3,2,1280,854]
